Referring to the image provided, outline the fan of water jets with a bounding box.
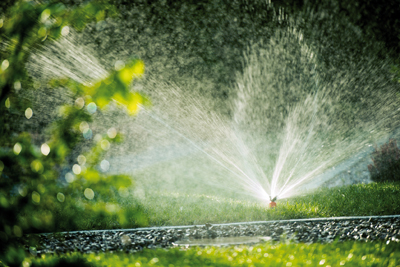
[27,12,400,203]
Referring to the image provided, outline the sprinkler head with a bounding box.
[269,196,277,208]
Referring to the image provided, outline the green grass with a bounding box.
[52,182,400,231]
[138,182,400,227]
[287,182,400,217]
[22,240,400,267]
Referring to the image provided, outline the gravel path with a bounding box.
[27,215,400,254]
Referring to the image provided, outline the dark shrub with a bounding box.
[368,139,400,182]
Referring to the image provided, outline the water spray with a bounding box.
[269,196,277,208]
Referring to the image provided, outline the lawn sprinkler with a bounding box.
[269,196,277,208]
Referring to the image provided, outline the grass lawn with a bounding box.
[23,240,400,266]
[56,182,400,231]
[141,182,400,227]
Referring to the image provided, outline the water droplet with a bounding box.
[101,139,110,150]
[107,127,117,138]
[84,188,94,200]
[118,187,129,197]
[75,97,85,109]
[38,27,47,37]
[100,159,110,172]
[14,81,21,90]
[87,102,97,114]
[61,26,70,36]
[79,121,89,132]
[94,134,102,142]
[13,225,22,237]
[105,203,118,213]
[77,155,86,165]
[115,60,125,71]
[32,191,40,204]
[18,185,27,197]
[72,164,81,175]
[31,160,43,173]
[5,98,10,108]
[83,128,93,139]
[65,172,75,183]
[1,60,9,71]
[37,184,45,194]
[25,108,33,119]
[13,143,22,155]
[40,9,51,23]
[347,253,353,259]
[41,143,50,156]
[57,192,65,202]
[120,235,131,246]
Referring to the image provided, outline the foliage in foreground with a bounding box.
[368,139,400,183]
[0,0,148,253]
[7,240,399,267]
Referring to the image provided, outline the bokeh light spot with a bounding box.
[32,191,40,204]
[5,98,10,108]
[1,60,9,71]
[13,225,22,237]
[101,139,110,150]
[150,258,159,265]
[65,172,75,183]
[79,121,89,132]
[37,184,45,194]
[40,9,51,22]
[30,160,43,173]
[133,60,145,76]
[14,81,21,90]
[107,127,117,138]
[13,142,22,155]
[0,160,4,172]
[75,97,85,109]
[84,188,94,200]
[87,102,97,114]
[61,26,70,36]
[118,187,129,197]
[57,192,65,202]
[105,203,118,213]
[38,27,47,37]
[114,60,125,71]
[77,155,86,165]
[72,164,81,175]
[25,108,33,119]
[100,159,110,172]
[83,128,93,139]
[18,185,28,197]
[94,134,102,142]
[120,235,131,246]
[41,143,50,156]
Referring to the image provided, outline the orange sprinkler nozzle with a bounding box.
[269,196,277,208]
